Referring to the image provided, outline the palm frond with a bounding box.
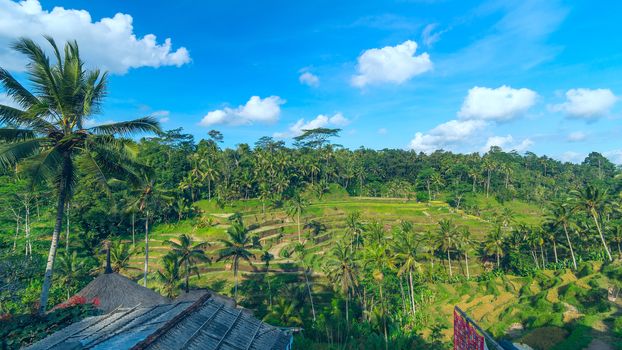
[89,117,161,136]
[0,128,36,142]
[17,146,63,190]
[0,138,44,169]
[75,152,111,196]
[0,68,39,108]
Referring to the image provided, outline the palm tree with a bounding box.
[392,227,421,317]
[56,251,86,299]
[437,219,457,277]
[109,240,139,273]
[263,298,303,327]
[324,241,358,326]
[571,185,613,261]
[0,38,160,313]
[457,227,474,279]
[156,253,181,298]
[292,242,318,322]
[608,225,622,259]
[362,243,394,350]
[260,249,274,307]
[545,201,578,269]
[286,193,308,243]
[345,211,364,251]
[217,220,257,300]
[484,225,505,268]
[165,234,210,293]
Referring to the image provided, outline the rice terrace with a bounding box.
[1,0,622,349]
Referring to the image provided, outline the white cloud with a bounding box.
[408,119,487,154]
[351,40,432,87]
[481,135,533,152]
[560,151,584,163]
[604,150,622,164]
[299,72,320,87]
[151,110,170,123]
[200,96,285,127]
[274,113,349,138]
[0,93,20,109]
[567,131,586,142]
[458,86,538,121]
[549,88,618,119]
[0,0,190,74]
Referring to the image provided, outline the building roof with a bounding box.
[26,293,291,350]
[72,273,170,313]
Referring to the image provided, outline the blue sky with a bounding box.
[1,0,622,163]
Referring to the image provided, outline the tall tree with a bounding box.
[436,219,457,277]
[165,233,210,293]
[572,184,613,261]
[324,241,358,327]
[217,220,257,300]
[0,38,159,313]
[286,193,309,243]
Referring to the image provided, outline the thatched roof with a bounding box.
[26,293,292,350]
[74,273,170,313]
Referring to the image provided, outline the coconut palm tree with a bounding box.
[392,227,421,317]
[263,298,303,327]
[286,193,308,243]
[109,240,139,273]
[545,201,578,269]
[324,241,358,326]
[156,253,181,298]
[436,219,457,277]
[260,249,274,307]
[165,234,210,293]
[484,225,505,268]
[292,242,318,322]
[56,251,86,299]
[0,38,160,313]
[610,224,622,259]
[571,184,613,261]
[217,220,257,300]
[457,227,475,279]
[345,210,364,251]
[361,242,394,350]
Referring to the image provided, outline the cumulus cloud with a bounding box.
[409,119,487,154]
[481,135,533,152]
[549,88,618,119]
[274,113,349,138]
[0,0,190,74]
[299,72,320,87]
[200,96,285,127]
[458,86,538,121]
[351,40,432,87]
[567,131,586,142]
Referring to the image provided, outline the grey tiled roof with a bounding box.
[25,294,291,350]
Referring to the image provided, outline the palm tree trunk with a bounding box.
[39,159,70,315]
[447,249,453,277]
[553,240,558,264]
[379,283,388,350]
[591,210,613,261]
[65,203,70,252]
[409,270,416,316]
[398,276,407,316]
[540,245,545,267]
[297,211,302,243]
[234,257,239,300]
[465,252,470,279]
[563,224,577,269]
[304,269,317,321]
[132,213,135,246]
[143,215,149,287]
[496,252,500,268]
[345,294,349,329]
[185,259,190,293]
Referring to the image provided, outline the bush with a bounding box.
[577,263,594,278]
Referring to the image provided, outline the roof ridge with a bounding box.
[129,292,212,350]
